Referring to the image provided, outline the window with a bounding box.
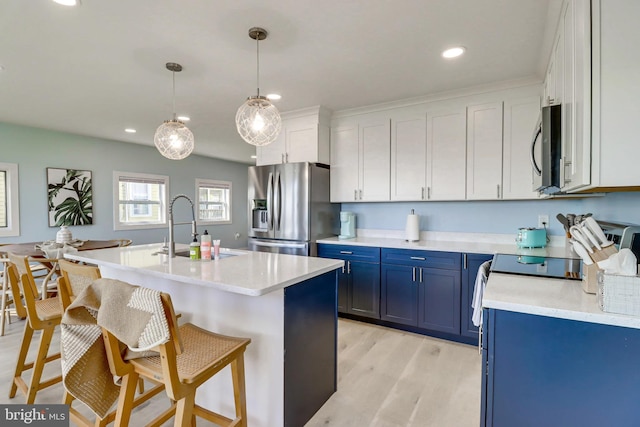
[113,171,168,230]
[0,162,20,237]
[196,179,232,225]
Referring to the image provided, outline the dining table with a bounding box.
[0,240,120,336]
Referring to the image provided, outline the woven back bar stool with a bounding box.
[106,292,251,427]
[6,257,63,404]
[57,271,165,427]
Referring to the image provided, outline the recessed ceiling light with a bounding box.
[53,0,80,6]
[250,155,257,159]
[442,47,465,59]
[266,94,281,101]
[177,116,190,121]
[125,128,136,133]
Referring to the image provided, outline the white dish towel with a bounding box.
[471,260,492,327]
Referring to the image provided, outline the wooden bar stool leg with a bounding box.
[113,372,140,427]
[10,322,34,398]
[232,355,248,427]
[26,326,55,404]
[174,393,196,427]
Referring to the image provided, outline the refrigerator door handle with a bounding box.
[251,240,307,249]
[275,172,282,231]
[267,172,274,230]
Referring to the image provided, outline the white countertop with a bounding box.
[65,243,344,297]
[317,235,576,259]
[483,273,640,329]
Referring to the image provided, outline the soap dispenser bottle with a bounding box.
[189,237,201,259]
[201,230,212,260]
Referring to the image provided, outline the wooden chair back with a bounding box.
[7,253,40,301]
[4,262,27,319]
[57,259,101,309]
[6,262,58,330]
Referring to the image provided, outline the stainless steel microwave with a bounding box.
[531,104,562,193]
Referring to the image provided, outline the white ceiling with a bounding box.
[0,0,561,164]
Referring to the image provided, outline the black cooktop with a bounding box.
[490,253,582,281]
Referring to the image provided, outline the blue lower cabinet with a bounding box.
[461,254,493,339]
[317,244,380,319]
[380,264,418,326]
[348,260,380,319]
[483,308,640,427]
[418,267,461,334]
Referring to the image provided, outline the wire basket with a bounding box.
[597,271,640,316]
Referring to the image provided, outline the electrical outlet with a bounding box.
[538,214,549,229]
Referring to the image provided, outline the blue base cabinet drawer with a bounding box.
[382,248,461,270]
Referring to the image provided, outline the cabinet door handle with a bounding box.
[347,261,351,274]
[421,187,425,200]
[339,250,353,255]
[419,268,423,283]
[463,253,468,270]
[496,184,501,198]
[285,153,289,163]
[427,186,431,200]
[478,323,483,355]
[410,256,426,261]
[359,189,363,200]
[342,264,345,274]
[412,267,416,282]
[281,153,285,164]
[354,189,357,201]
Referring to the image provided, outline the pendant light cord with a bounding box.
[256,35,260,97]
[172,70,177,120]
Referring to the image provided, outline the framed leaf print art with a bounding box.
[47,168,93,226]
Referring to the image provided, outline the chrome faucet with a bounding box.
[168,194,197,258]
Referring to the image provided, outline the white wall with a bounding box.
[0,122,250,248]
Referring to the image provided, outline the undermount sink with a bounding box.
[174,250,238,259]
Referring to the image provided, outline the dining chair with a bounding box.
[0,256,23,337]
[5,259,63,403]
[106,292,251,427]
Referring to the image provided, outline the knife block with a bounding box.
[582,263,600,294]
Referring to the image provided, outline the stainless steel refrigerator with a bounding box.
[247,162,338,256]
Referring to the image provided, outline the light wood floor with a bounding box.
[0,314,481,426]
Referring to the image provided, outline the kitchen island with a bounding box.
[481,273,640,427]
[65,243,344,427]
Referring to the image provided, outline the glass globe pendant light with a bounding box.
[154,62,194,160]
[235,27,282,146]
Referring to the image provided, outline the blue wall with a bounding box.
[0,123,250,248]
[342,191,640,237]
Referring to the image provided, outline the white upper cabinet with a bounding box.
[390,112,427,201]
[330,123,359,202]
[466,102,504,200]
[330,116,390,202]
[426,107,467,200]
[589,0,640,189]
[256,107,330,166]
[502,96,542,199]
[359,118,391,201]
